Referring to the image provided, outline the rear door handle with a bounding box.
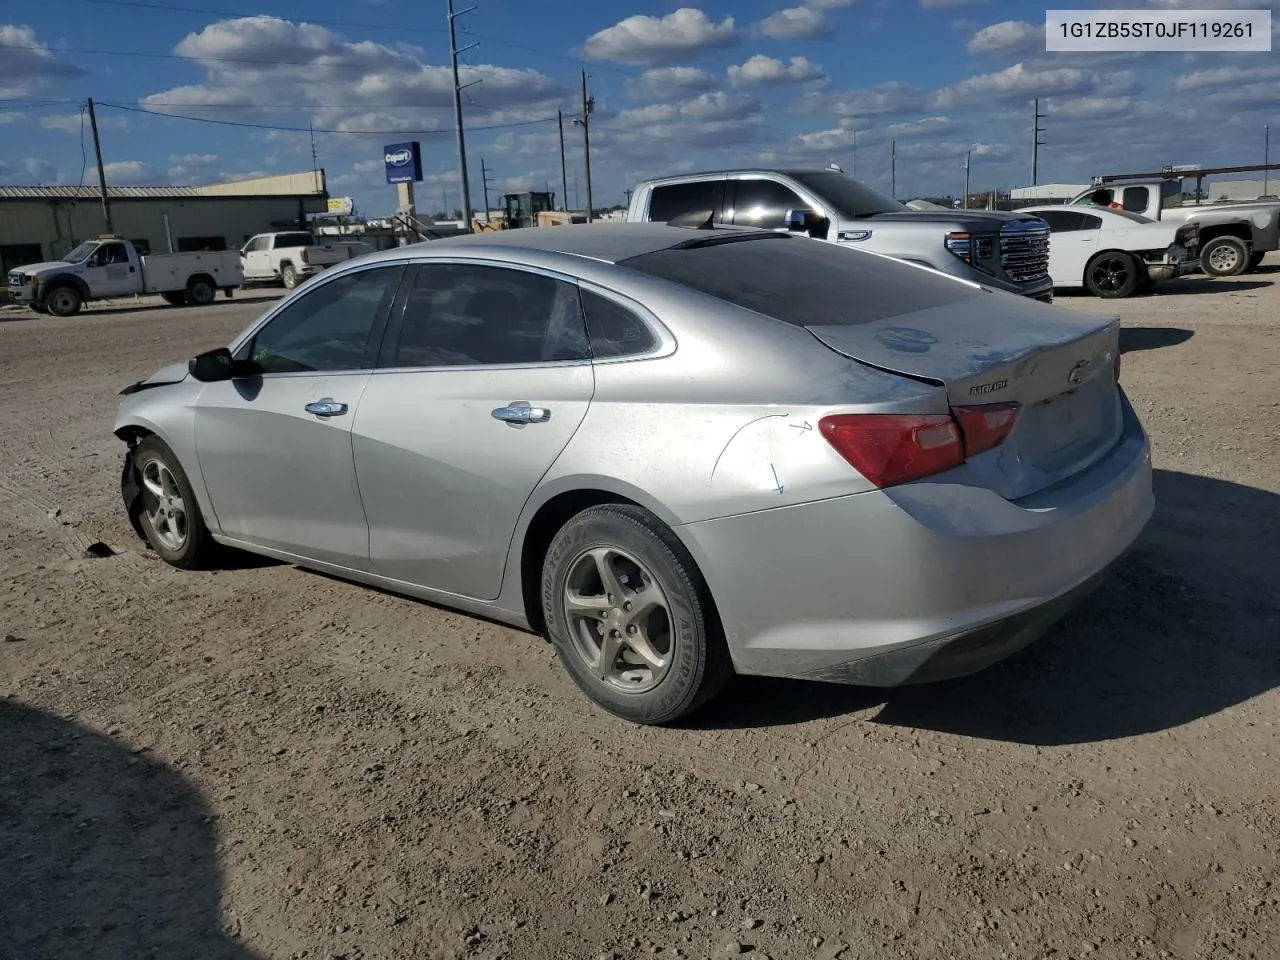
[491,401,551,424]
[305,398,348,417]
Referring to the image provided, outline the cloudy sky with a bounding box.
[1,0,1277,215]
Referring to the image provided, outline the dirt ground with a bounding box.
[1,265,1278,960]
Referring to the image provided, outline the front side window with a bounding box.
[731,179,808,230]
[241,265,403,374]
[386,263,589,367]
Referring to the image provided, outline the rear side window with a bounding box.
[618,235,984,327]
[648,181,719,222]
[581,289,657,358]
[1121,186,1149,214]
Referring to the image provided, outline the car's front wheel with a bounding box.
[541,504,732,725]
[131,436,218,570]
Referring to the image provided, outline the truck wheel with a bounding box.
[1201,236,1249,277]
[160,291,188,306]
[1084,252,1139,299]
[280,264,298,289]
[1246,251,1266,272]
[186,276,216,306]
[44,286,83,317]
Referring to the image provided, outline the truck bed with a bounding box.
[141,250,243,293]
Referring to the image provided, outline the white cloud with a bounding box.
[885,116,954,138]
[87,161,160,185]
[628,66,717,100]
[755,0,855,39]
[582,9,737,67]
[39,112,129,134]
[921,0,989,7]
[824,81,929,118]
[727,55,824,86]
[0,25,84,98]
[931,62,1129,108]
[167,153,221,184]
[140,16,566,135]
[0,111,26,124]
[1173,63,1280,90]
[967,20,1041,54]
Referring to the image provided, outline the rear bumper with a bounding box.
[679,393,1154,687]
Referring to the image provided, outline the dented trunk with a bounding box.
[806,294,1125,500]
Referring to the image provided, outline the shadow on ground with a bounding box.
[0,700,260,959]
[1119,327,1193,353]
[688,469,1280,744]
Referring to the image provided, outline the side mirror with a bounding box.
[785,208,829,239]
[188,347,235,382]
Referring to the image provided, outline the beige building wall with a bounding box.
[1,194,328,264]
[194,170,326,198]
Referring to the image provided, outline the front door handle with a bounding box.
[305,398,348,417]
[491,401,551,424]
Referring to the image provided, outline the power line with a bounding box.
[95,100,559,136]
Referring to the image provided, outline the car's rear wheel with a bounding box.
[281,263,298,289]
[132,436,218,570]
[1201,236,1249,277]
[1085,252,1140,298]
[186,276,216,305]
[540,504,732,725]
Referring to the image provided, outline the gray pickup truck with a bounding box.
[625,168,1054,301]
[1068,180,1279,277]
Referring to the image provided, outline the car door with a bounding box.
[193,262,405,567]
[1038,210,1099,286]
[350,259,595,600]
[726,176,815,231]
[240,237,271,280]
[82,241,137,298]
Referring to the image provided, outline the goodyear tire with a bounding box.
[540,504,732,725]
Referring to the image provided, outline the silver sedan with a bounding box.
[113,222,1154,724]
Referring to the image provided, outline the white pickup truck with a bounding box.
[239,231,367,289]
[6,236,242,317]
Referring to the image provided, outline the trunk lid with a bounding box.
[806,292,1125,500]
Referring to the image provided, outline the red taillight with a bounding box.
[819,414,964,488]
[820,404,1020,488]
[952,402,1019,457]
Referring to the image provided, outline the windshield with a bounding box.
[61,241,99,263]
[791,171,905,219]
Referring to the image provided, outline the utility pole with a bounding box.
[624,188,633,207]
[480,157,495,224]
[963,150,971,209]
[573,70,595,221]
[85,98,113,234]
[557,109,569,213]
[890,139,897,199]
[1031,97,1046,186]
[447,0,479,231]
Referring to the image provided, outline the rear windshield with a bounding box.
[617,235,985,327]
[274,232,315,247]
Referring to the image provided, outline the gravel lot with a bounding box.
[2,266,1278,960]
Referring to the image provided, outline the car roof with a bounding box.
[353,222,768,266]
[634,168,841,185]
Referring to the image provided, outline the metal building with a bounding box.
[0,170,329,274]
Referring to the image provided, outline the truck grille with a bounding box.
[1000,219,1050,284]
